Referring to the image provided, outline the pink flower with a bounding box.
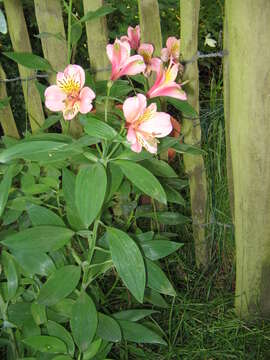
[106,39,146,81]
[138,43,162,77]
[123,94,172,154]
[45,65,95,120]
[161,37,180,63]
[147,60,187,101]
[120,25,140,50]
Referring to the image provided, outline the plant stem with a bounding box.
[67,0,73,63]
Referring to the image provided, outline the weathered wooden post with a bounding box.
[223,0,234,220]
[226,0,270,317]
[138,0,162,58]
[34,0,68,78]
[4,0,45,132]
[83,0,111,83]
[0,65,20,139]
[180,0,209,267]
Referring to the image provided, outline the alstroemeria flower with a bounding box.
[45,65,95,120]
[107,39,146,81]
[161,36,180,63]
[123,94,172,154]
[138,43,162,77]
[120,25,140,50]
[147,60,187,101]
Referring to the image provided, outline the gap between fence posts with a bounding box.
[180,0,209,268]
[4,0,45,132]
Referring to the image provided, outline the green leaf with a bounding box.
[0,96,10,110]
[141,240,183,261]
[75,163,107,228]
[70,22,82,45]
[2,251,18,300]
[3,52,53,72]
[115,148,152,161]
[141,158,177,178]
[136,211,190,225]
[172,142,205,155]
[31,302,47,325]
[113,309,158,322]
[70,292,98,352]
[0,141,70,163]
[27,205,65,227]
[96,313,121,342]
[2,226,74,252]
[13,251,56,277]
[0,164,15,217]
[110,80,132,97]
[105,162,123,202]
[47,320,75,356]
[82,338,102,360]
[52,356,73,360]
[166,97,198,118]
[79,5,115,23]
[37,266,81,306]
[163,185,185,206]
[107,227,145,303]
[144,288,168,308]
[81,114,117,141]
[62,168,85,231]
[22,335,67,354]
[115,160,167,205]
[118,320,167,345]
[146,259,176,296]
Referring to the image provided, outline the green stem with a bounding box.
[104,81,112,123]
[67,0,73,63]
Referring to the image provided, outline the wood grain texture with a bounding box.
[180,0,209,268]
[4,0,44,132]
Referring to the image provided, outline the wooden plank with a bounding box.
[0,65,20,139]
[138,0,162,57]
[223,0,234,221]
[4,0,45,132]
[83,0,110,82]
[227,0,270,317]
[180,0,208,268]
[34,0,68,80]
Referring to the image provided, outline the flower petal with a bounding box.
[127,126,137,144]
[79,87,95,114]
[138,111,172,138]
[64,64,85,88]
[150,58,162,73]
[123,94,146,124]
[138,43,154,61]
[117,55,146,79]
[161,48,169,62]
[44,85,66,112]
[127,25,140,50]
[131,141,142,153]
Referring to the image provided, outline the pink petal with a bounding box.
[79,87,95,114]
[167,62,179,82]
[150,58,162,73]
[138,111,172,138]
[45,85,66,112]
[63,105,80,121]
[161,48,169,62]
[64,64,85,88]
[117,55,146,78]
[131,141,142,153]
[138,43,154,59]
[150,84,187,100]
[166,37,177,51]
[106,44,114,63]
[127,126,137,144]
[123,94,146,124]
[127,25,140,50]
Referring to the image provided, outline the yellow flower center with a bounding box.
[58,76,81,94]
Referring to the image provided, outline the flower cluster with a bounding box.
[45,25,187,154]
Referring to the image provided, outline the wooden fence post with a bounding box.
[138,0,162,57]
[34,0,68,79]
[223,0,234,221]
[180,0,209,268]
[226,0,270,317]
[0,65,20,139]
[138,0,167,163]
[83,0,111,82]
[4,0,45,132]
